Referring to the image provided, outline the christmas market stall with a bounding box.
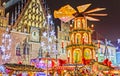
[3,63,44,75]
[78,61,114,76]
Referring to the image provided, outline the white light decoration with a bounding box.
[117,39,120,44]
[41,42,45,47]
[2,53,11,61]
[1,27,12,63]
[0,65,5,73]
[48,37,52,42]
[41,30,57,55]
[47,14,51,19]
[43,32,47,37]
[47,45,51,50]
[50,30,55,36]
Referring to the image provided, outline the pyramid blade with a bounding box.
[87,13,108,16]
[59,4,77,15]
[77,3,91,13]
[54,10,73,18]
[85,16,100,21]
[59,16,75,22]
[85,8,106,14]
[54,10,61,18]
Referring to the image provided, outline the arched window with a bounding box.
[82,18,86,28]
[73,50,81,63]
[84,48,92,59]
[76,34,81,44]
[16,44,21,56]
[83,33,88,44]
[77,19,81,28]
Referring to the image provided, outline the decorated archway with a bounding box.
[84,48,92,60]
[83,33,88,44]
[76,33,81,44]
[73,49,82,63]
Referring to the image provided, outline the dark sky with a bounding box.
[46,0,120,42]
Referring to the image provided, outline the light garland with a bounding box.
[1,27,12,63]
[41,30,57,53]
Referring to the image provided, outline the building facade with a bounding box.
[0,0,56,65]
[97,40,117,66]
[57,21,71,60]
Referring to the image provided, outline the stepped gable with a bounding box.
[4,0,46,33]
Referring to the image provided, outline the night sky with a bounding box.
[46,0,120,42]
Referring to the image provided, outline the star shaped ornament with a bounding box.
[50,30,55,36]
[48,37,52,42]
[41,42,45,47]
[43,32,47,37]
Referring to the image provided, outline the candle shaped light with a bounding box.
[82,37,85,44]
[91,24,94,30]
[70,24,73,31]
[68,52,70,63]
[62,42,64,48]
[98,40,100,48]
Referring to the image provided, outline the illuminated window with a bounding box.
[83,33,88,43]
[82,18,86,28]
[84,49,91,59]
[76,34,81,44]
[73,50,80,63]
[77,20,81,28]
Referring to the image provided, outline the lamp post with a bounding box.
[45,52,50,76]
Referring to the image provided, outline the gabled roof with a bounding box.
[12,0,46,30]
[13,0,31,28]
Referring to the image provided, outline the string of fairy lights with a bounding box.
[1,27,12,63]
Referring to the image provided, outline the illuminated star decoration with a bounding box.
[48,37,52,42]
[50,30,55,36]
[116,47,119,50]
[41,42,45,47]
[2,53,11,61]
[117,39,120,44]
[43,32,47,37]
[48,45,51,51]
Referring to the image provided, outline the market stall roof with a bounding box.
[3,63,44,72]
[92,62,114,71]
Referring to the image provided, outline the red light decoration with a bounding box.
[103,58,112,67]
[18,61,22,64]
[98,40,100,48]
[61,42,64,48]
[82,37,85,44]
